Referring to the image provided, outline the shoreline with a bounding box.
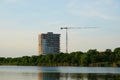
[0,63,119,67]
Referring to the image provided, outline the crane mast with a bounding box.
[61,27,96,53]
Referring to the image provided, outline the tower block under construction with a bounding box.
[38,32,60,55]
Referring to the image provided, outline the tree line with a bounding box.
[0,47,120,67]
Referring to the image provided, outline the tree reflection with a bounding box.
[38,72,60,80]
[38,72,120,80]
[88,73,120,80]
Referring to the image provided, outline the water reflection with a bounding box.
[38,72,120,80]
[0,66,120,80]
[38,72,60,80]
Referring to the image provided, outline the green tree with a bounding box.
[80,53,89,66]
[87,49,99,63]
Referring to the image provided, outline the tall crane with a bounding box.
[60,27,97,53]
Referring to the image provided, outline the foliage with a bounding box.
[0,47,120,67]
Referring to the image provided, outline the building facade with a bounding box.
[38,32,60,55]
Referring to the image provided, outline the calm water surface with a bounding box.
[0,66,120,80]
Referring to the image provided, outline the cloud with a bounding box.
[68,9,119,20]
[0,19,17,27]
[2,0,18,3]
[0,29,38,57]
[0,18,27,31]
[67,0,120,20]
[1,0,24,4]
[67,33,120,52]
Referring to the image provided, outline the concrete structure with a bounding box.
[38,32,60,55]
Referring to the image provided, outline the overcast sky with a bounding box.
[0,0,120,57]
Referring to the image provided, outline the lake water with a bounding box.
[0,66,120,80]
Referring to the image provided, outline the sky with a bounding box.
[0,0,120,57]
